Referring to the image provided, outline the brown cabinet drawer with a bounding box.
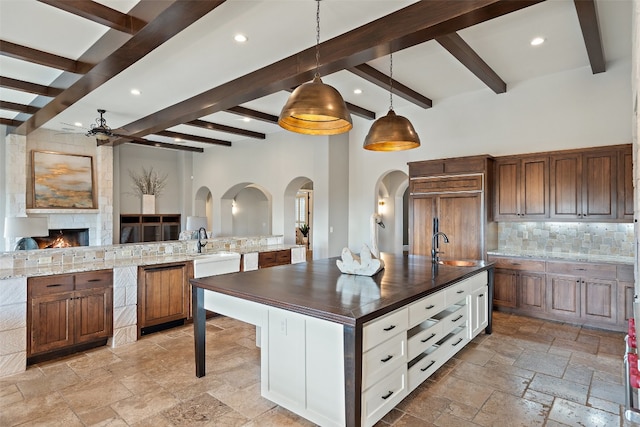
[618,264,634,281]
[29,275,74,297]
[259,252,277,267]
[546,261,616,279]
[411,174,482,194]
[276,250,291,264]
[75,270,112,290]
[488,256,545,272]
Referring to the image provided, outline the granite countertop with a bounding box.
[0,244,304,280]
[487,249,634,265]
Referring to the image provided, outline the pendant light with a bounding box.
[363,53,420,151]
[278,0,352,135]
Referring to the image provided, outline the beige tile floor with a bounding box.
[0,311,634,426]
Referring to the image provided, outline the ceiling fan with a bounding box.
[86,109,114,141]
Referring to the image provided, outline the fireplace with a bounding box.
[34,228,90,249]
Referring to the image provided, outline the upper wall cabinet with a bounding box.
[550,149,618,220]
[494,156,549,221]
[618,147,634,221]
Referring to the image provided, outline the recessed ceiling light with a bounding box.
[130,88,141,95]
[530,37,545,46]
[242,117,250,123]
[74,122,82,127]
[234,34,248,43]
[354,89,362,95]
[174,138,182,142]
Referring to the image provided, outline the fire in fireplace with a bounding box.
[33,229,89,249]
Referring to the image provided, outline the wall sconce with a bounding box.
[378,200,386,214]
[231,200,238,215]
[4,216,49,250]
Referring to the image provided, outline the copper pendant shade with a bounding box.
[363,109,420,151]
[278,75,353,135]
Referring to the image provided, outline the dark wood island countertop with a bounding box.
[190,252,494,326]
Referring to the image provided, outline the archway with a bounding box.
[194,186,212,229]
[221,183,273,237]
[375,170,409,254]
[284,177,313,251]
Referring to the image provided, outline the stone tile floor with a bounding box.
[0,311,635,426]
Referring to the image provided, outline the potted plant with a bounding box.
[299,223,310,247]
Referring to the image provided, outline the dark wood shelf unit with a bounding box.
[120,214,181,243]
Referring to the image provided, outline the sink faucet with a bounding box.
[431,231,449,263]
[197,227,208,253]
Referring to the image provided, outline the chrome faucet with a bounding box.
[197,227,208,253]
[431,231,449,263]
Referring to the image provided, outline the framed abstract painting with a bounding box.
[31,150,96,209]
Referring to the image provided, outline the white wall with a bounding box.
[0,125,6,251]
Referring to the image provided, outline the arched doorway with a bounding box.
[221,183,272,237]
[375,170,409,254]
[284,177,313,257]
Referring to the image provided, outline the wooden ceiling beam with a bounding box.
[436,32,506,94]
[37,0,148,35]
[225,106,278,124]
[187,119,265,139]
[117,0,543,138]
[348,63,433,109]
[0,76,63,97]
[0,101,40,115]
[573,0,605,74]
[0,40,93,74]
[0,118,24,127]
[121,138,204,153]
[155,130,232,146]
[16,1,226,136]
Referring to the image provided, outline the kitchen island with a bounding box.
[191,253,494,427]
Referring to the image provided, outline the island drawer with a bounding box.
[408,319,443,361]
[75,270,112,290]
[441,326,469,360]
[445,280,470,305]
[363,308,408,352]
[434,304,467,337]
[362,332,406,390]
[408,344,447,392]
[408,291,445,328]
[362,365,407,427]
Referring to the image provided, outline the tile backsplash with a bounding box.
[498,222,634,257]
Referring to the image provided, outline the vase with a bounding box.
[142,194,156,214]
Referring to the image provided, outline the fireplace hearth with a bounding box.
[34,228,90,249]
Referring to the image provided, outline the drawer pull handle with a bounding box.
[452,315,463,322]
[511,263,521,266]
[421,333,436,343]
[576,268,586,271]
[87,279,101,282]
[452,337,463,346]
[46,284,63,288]
[381,355,393,363]
[381,390,394,400]
[383,325,396,332]
[456,290,464,294]
[425,304,435,310]
[420,360,436,371]
[478,294,484,298]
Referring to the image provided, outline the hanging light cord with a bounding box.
[389,52,394,111]
[315,0,321,78]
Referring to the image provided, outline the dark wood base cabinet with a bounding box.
[490,255,629,331]
[138,262,192,336]
[258,249,291,268]
[27,270,113,363]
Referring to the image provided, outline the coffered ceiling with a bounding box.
[0,0,632,152]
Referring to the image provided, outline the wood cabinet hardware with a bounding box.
[46,283,63,287]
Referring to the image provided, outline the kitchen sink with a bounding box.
[193,252,241,278]
[436,259,483,267]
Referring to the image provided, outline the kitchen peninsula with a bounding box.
[191,253,494,427]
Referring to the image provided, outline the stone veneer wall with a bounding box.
[498,222,635,257]
[3,130,113,250]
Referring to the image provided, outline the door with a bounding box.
[140,264,189,328]
[517,272,545,312]
[581,277,616,324]
[521,157,548,218]
[495,159,519,220]
[493,269,517,308]
[30,293,74,355]
[546,274,580,319]
[75,287,113,344]
[550,153,581,219]
[409,196,436,256]
[470,286,489,338]
[582,151,616,219]
[437,193,482,260]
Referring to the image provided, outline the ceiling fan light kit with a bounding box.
[363,52,420,151]
[278,0,352,136]
[86,109,114,140]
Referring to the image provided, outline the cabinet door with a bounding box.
[493,269,517,308]
[470,286,489,338]
[521,157,548,218]
[139,264,189,328]
[495,159,520,220]
[437,193,482,260]
[517,272,545,312]
[582,151,616,219]
[75,287,113,344]
[409,196,436,256]
[581,277,616,324]
[546,274,580,318]
[618,147,634,220]
[30,293,74,355]
[618,280,635,326]
[550,153,581,219]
